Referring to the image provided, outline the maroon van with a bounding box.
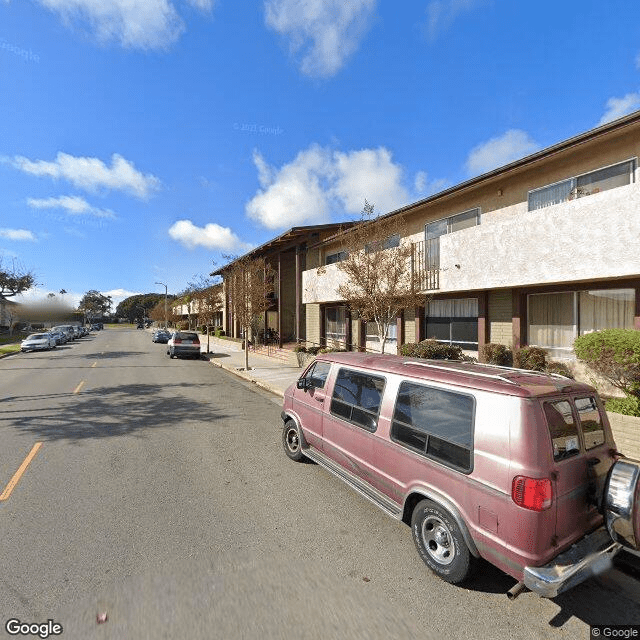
[281,352,640,598]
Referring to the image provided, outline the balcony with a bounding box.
[302,243,440,305]
[303,183,640,303]
[437,183,640,292]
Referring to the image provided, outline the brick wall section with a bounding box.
[306,303,321,347]
[607,412,640,461]
[489,289,513,347]
[404,307,416,344]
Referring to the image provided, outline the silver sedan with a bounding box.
[20,332,57,352]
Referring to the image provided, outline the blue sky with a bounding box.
[1,0,639,311]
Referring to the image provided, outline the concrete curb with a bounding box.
[208,357,285,398]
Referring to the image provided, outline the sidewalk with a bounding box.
[200,335,303,399]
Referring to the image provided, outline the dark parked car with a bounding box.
[152,329,171,344]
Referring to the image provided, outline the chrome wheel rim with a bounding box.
[421,515,455,565]
[285,427,299,453]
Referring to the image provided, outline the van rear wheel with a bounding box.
[411,500,474,584]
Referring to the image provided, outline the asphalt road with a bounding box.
[1,328,639,639]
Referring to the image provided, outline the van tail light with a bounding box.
[512,476,553,511]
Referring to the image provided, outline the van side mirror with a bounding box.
[296,378,309,390]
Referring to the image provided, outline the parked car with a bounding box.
[21,332,56,352]
[48,329,65,345]
[152,329,171,344]
[167,331,201,359]
[281,352,640,599]
[51,325,74,342]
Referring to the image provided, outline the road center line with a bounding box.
[73,380,85,394]
[0,443,43,501]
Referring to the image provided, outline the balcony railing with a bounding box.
[411,240,439,291]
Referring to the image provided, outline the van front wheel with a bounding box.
[282,420,305,462]
[411,500,474,584]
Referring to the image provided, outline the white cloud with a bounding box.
[168,220,253,251]
[598,93,640,126]
[331,148,409,214]
[247,146,333,229]
[10,152,160,199]
[0,228,36,241]
[186,0,213,9]
[35,0,212,50]
[27,195,116,218]
[414,170,448,196]
[465,129,540,176]
[264,0,376,78]
[425,0,485,40]
[246,144,433,229]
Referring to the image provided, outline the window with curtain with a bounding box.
[528,159,636,211]
[365,320,398,353]
[425,298,478,348]
[425,208,480,271]
[528,289,634,357]
[325,306,347,346]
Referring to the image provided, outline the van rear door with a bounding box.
[542,396,614,549]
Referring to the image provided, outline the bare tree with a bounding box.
[337,201,425,354]
[223,255,274,370]
[186,274,223,353]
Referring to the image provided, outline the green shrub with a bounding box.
[398,342,418,357]
[574,329,640,399]
[513,346,547,371]
[400,339,464,360]
[293,345,307,353]
[319,347,347,354]
[307,346,322,355]
[480,343,513,366]
[545,361,575,378]
[605,396,640,417]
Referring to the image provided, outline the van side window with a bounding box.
[544,400,580,461]
[303,361,332,389]
[391,382,474,472]
[330,368,385,432]
[575,396,606,449]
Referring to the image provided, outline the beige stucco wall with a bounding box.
[439,183,640,292]
[308,126,640,301]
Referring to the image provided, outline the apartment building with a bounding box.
[303,111,640,359]
[0,297,19,329]
[213,223,351,347]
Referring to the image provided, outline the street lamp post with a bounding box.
[155,281,168,329]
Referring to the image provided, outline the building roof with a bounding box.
[310,109,640,249]
[211,223,356,276]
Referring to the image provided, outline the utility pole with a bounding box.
[155,281,168,328]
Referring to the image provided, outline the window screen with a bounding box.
[330,368,385,432]
[391,382,474,472]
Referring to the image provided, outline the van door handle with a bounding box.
[314,394,325,402]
